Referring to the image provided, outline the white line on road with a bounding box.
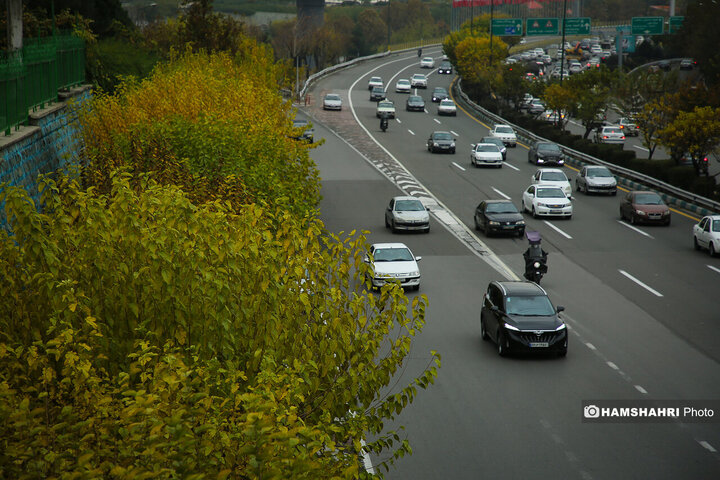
[607,361,619,370]
[619,270,664,297]
[423,108,428,114]
[433,118,441,124]
[707,264,720,274]
[395,118,402,124]
[634,145,649,152]
[585,342,596,350]
[617,220,654,238]
[699,441,717,453]
[635,385,648,394]
[542,220,573,239]
[452,162,466,171]
[450,130,459,136]
[503,161,520,171]
[491,187,511,199]
[408,129,415,135]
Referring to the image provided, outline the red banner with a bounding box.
[452,0,560,5]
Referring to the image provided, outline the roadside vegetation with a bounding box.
[0,6,441,480]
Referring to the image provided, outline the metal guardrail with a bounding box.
[298,47,719,217]
[452,79,720,216]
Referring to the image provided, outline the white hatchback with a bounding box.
[471,143,503,168]
[420,57,435,68]
[531,168,572,197]
[395,78,411,93]
[411,73,428,88]
[365,243,422,291]
[693,215,720,256]
[522,185,572,219]
[490,124,517,147]
[437,98,457,116]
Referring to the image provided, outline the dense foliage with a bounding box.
[0,44,440,477]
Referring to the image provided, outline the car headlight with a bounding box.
[407,271,419,277]
[434,142,439,147]
[662,211,670,216]
[636,210,647,216]
[488,221,500,225]
[538,202,548,207]
[555,323,567,331]
[516,220,525,225]
[450,142,456,147]
[504,323,520,332]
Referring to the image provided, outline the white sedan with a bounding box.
[395,79,411,93]
[531,168,572,197]
[437,98,457,116]
[490,124,517,147]
[693,215,720,256]
[470,143,503,168]
[522,185,573,219]
[420,56,435,68]
[368,76,383,91]
[322,93,342,111]
[410,73,427,88]
[376,99,395,118]
[364,243,422,291]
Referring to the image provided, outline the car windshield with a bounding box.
[434,88,447,94]
[379,101,393,108]
[477,144,499,152]
[396,200,425,211]
[537,143,561,152]
[441,100,454,106]
[536,187,566,198]
[496,126,513,134]
[587,168,612,177]
[293,121,308,128]
[505,295,556,316]
[409,96,422,102]
[370,77,382,83]
[486,203,518,214]
[325,94,340,101]
[413,74,425,79]
[373,248,413,262]
[482,138,504,147]
[540,172,567,181]
[634,193,663,205]
[433,133,452,140]
[398,80,409,85]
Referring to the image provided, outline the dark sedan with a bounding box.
[370,86,386,102]
[528,141,565,166]
[619,191,671,225]
[481,281,567,357]
[427,131,456,154]
[474,200,525,237]
[431,87,449,103]
[406,95,426,112]
[480,136,507,160]
[438,61,453,74]
[291,120,314,143]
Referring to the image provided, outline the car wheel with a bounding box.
[694,236,701,250]
[474,216,480,230]
[710,243,717,257]
[480,317,489,341]
[665,218,671,226]
[385,216,390,228]
[518,229,525,238]
[497,331,509,357]
[424,225,430,234]
[451,148,456,154]
[630,214,636,225]
[412,284,420,292]
[497,164,502,169]
[567,214,572,220]
[611,190,617,196]
[391,220,398,233]
[532,206,538,218]
[557,345,568,358]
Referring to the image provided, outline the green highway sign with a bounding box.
[491,18,523,36]
[631,17,664,35]
[668,16,685,33]
[526,17,559,36]
[563,17,591,35]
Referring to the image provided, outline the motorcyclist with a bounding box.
[418,48,422,58]
[380,112,389,132]
[523,231,548,283]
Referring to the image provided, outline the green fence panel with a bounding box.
[23,37,57,111]
[0,52,28,135]
[56,34,85,89]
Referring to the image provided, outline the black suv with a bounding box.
[528,141,565,166]
[431,87,449,103]
[481,281,567,357]
[474,200,525,237]
[438,61,453,74]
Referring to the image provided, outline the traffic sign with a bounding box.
[491,18,523,36]
[668,16,685,33]
[526,18,559,36]
[631,17,664,35]
[563,17,591,35]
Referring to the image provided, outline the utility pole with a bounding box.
[559,0,568,87]
[6,0,23,52]
[386,1,390,51]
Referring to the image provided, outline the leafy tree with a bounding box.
[635,95,678,161]
[0,171,439,478]
[658,106,720,173]
[672,0,720,88]
[496,63,527,112]
[563,66,615,138]
[543,83,574,131]
[454,35,507,89]
[352,9,387,56]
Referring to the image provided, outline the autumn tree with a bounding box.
[562,66,615,138]
[542,83,575,131]
[658,106,720,173]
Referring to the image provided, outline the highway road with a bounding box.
[301,48,720,479]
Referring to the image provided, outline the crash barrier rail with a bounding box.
[453,79,720,216]
[1,33,85,135]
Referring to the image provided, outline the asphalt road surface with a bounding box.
[301,47,720,479]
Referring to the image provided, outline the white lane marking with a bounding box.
[617,220,654,238]
[452,162,466,171]
[543,220,573,239]
[491,187,511,200]
[635,385,648,394]
[619,270,664,297]
[408,129,415,136]
[423,108,429,114]
[607,361,619,370]
[433,118,441,124]
[396,118,402,124]
[450,130,459,137]
[634,145,649,152]
[360,439,375,474]
[585,342,596,350]
[707,265,720,274]
[699,441,717,453]
[503,161,520,171]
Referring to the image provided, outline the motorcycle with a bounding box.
[523,231,548,284]
[380,115,389,132]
